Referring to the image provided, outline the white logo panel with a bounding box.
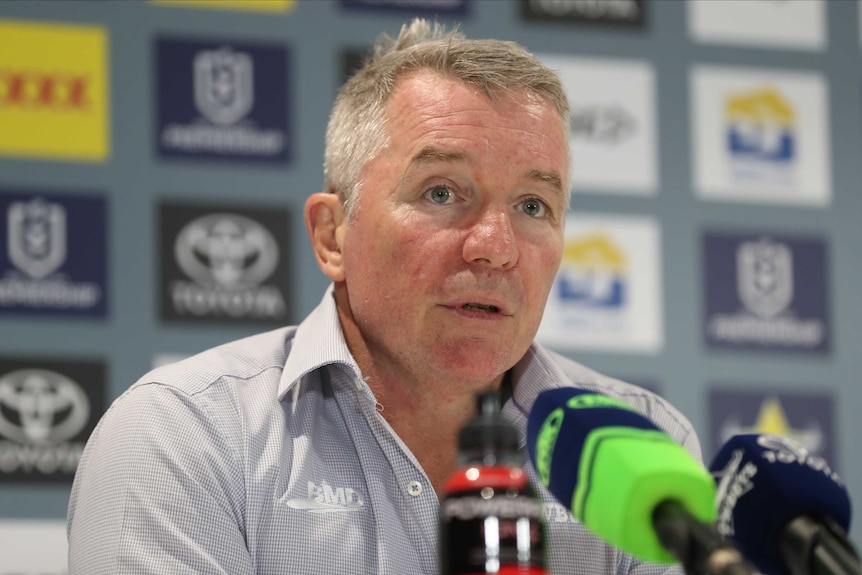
[538,54,657,196]
[691,65,831,207]
[537,213,663,353]
[688,0,825,50]
[0,519,67,574]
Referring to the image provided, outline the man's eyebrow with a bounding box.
[402,146,565,197]
[411,146,468,166]
[399,146,468,186]
[526,168,564,195]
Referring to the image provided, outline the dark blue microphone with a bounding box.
[709,433,861,575]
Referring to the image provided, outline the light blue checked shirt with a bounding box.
[68,286,698,574]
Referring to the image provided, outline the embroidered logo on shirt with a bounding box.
[285,480,365,513]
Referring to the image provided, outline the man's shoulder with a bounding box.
[134,326,295,397]
[547,350,664,408]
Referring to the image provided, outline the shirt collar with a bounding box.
[277,284,569,426]
[277,284,360,401]
[503,343,570,446]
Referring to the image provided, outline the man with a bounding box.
[68,19,699,574]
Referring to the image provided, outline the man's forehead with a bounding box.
[384,70,570,188]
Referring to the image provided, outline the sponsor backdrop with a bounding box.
[1,0,861,570]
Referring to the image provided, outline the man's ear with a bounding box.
[304,192,347,282]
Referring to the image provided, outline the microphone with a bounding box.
[526,387,759,575]
[709,433,861,575]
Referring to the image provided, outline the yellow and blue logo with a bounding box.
[0,19,109,162]
[725,87,795,164]
[557,233,627,309]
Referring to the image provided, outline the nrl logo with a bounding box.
[7,198,67,280]
[736,238,793,319]
[194,46,254,126]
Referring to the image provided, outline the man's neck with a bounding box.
[332,284,506,495]
[362,360,502,496]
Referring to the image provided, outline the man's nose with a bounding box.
[462,208,519,270]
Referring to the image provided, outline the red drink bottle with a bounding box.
[439,391,548,575]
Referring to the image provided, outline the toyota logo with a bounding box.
[0,369,90,444]
[174,213,279,290]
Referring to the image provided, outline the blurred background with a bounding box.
[0,0,860,572]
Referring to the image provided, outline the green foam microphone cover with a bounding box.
[526,388,717,563]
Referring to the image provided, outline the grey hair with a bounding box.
[323,18,571,218]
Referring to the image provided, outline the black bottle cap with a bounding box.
[457,391,522,467]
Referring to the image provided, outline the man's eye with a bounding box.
[425,185,455,204]
[519,197,548,218]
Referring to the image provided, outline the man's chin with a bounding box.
[429,346,517,387]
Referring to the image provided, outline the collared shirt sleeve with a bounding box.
[67,382,252,574]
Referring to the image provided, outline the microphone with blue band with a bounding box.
[526,387,760,575]
[709,433,861,575]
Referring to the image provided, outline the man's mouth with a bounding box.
[462,303,500,313]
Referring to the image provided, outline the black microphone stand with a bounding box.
[653,500,761,575]
[780,515,862,575]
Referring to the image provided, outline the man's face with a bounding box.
[339,70,569,387]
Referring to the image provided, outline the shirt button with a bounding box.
[407,480,423,497]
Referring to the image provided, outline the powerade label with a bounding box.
[440,486,547,574]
